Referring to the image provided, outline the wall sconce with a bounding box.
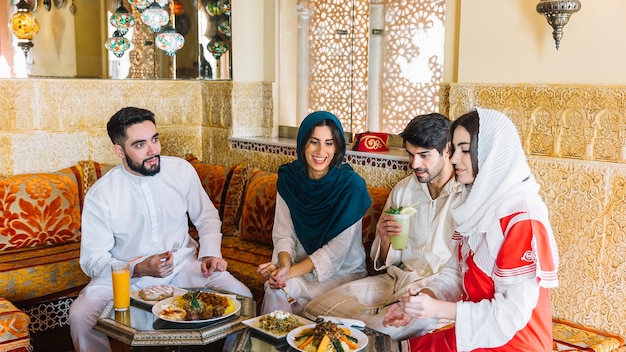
[536,0,581,50]
[11,0,39,58]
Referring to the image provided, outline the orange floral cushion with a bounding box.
[238,168,278,246]
[187,156,248,236]
[0,170,82,251]
[0,298,30,351]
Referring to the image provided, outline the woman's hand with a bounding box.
[382,302,413,327]
[257,262,290,289]
[268,265,290,289]
[258,262,277,279]
[383,288,457,326]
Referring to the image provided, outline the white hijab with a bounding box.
[450,107,559,288]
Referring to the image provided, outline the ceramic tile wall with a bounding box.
[443,83,626,337]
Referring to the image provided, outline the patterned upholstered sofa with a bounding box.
[2,156,624,352]
[0,160,113,350]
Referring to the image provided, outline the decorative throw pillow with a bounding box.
[0,171,82,251]
[238,168,278,246]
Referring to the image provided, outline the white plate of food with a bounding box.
[242,310,313,339]
[152,290,241,323]
[287,322,368,352]
[130,285,187,306]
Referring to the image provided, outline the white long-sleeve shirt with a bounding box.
[79,156,223,284]
[271,194,366,283]
[371,175,461,290]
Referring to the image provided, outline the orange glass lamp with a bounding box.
[11,0,39,58]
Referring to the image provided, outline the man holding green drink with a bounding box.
[304,113,461,340]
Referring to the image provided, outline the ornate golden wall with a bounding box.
[0,79,272,176]
[442,83,626,337]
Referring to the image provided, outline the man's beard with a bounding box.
[126,153,161,176]
[414,166,441,184]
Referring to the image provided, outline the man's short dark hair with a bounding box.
[107,107,156,145]
[399,113,451,155]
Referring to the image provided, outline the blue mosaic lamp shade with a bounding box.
[156,25,184,56]
[109,4,135,35]
[141,2,169,32]
[104,31,131,58]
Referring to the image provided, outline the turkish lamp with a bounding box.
[109,3,135,35]
[105,30,131,58]
[217,20,231,40]
[11,0,39,57]
[220,0,231,16]
[128,0,151,13]
[207,34,229,59]
[205,0,223,16]
[155,25,185,56]
[173,0,184,15]
[141,2,169,32]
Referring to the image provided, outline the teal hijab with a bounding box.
[277,111,371,254]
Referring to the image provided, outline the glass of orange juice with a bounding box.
[111,262,130,311]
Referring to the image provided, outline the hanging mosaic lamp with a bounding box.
[217,20,231,40]
[155,25,185,56]
[207,34,229,59]
[220,0,231,16]
[172,0,184,15]
[141,1,169,32]
[104,30,131,58]
[128,0,151,13]
[205,0,222,16]
[11,0,39,57]
[109,2,135,35]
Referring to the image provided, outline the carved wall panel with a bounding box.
[443,84,626,163]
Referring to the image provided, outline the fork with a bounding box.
[361,292,420,315]
[360,300,400,315]
[161,241,182,265]
[171,240,181,253]
[281,288,296,305]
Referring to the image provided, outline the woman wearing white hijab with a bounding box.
[384,108,559,351]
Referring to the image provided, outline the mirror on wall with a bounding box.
[0,0,231,79]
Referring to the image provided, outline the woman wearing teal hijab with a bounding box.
[257,111,372,314]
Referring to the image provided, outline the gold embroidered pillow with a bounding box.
[187,156,248,236]
[238,168,278,246]
[0,171,82,251]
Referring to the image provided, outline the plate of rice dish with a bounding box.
[287,321,368,352]
[152,290,240,323]
[242,310,313,339]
